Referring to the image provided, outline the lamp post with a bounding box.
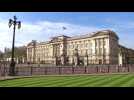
[8,16,21,76]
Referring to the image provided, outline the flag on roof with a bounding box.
[62,26,67,30]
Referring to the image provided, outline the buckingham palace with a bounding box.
[26,30,134,66]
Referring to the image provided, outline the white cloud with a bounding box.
[0,20,102,52]
[0,17,134,52]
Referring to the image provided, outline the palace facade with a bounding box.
[27,30,134,66]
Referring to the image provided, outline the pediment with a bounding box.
[92,30,119,40]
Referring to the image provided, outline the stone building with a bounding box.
[27,30,134,66]
[118,45,134,65]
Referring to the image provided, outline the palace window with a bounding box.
[99,48,102,55]
[71,44,73,49]
[99,39,102,46]
[88,49,91,55]
[72,44,74,49]
[85,43,88,48]
[90,42,92,47]
[80,44,82,48]
[95,49,97,55]
[104,48,106,55]
[103,39,106,46]
[77,44,79,49]
[95,40,97,47]
[67,45,70,49]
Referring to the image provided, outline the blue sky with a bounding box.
[0,12,134,51]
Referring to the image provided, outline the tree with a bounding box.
[3,46,27,62]
[0,50,4,60]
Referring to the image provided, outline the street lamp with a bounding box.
[8,16,21,76]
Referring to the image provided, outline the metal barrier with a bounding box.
[0,64,134,76]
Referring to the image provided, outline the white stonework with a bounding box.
[27,30,134,65]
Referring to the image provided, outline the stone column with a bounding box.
[16,57,19,64]
[61,55,65,65]
[84,56,88,66]
[53,57,57,65]
[74,56,78,66]
[73,48,79,66]
[70,56,73,65]
[22,57,25,63]
[84,50,88,66]
[27,48,29,62]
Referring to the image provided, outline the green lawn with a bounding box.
[1,74,134,87]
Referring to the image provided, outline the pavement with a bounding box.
[0,76,24,81]
[0,76,15,80]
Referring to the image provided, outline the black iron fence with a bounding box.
[0,64,134,76]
